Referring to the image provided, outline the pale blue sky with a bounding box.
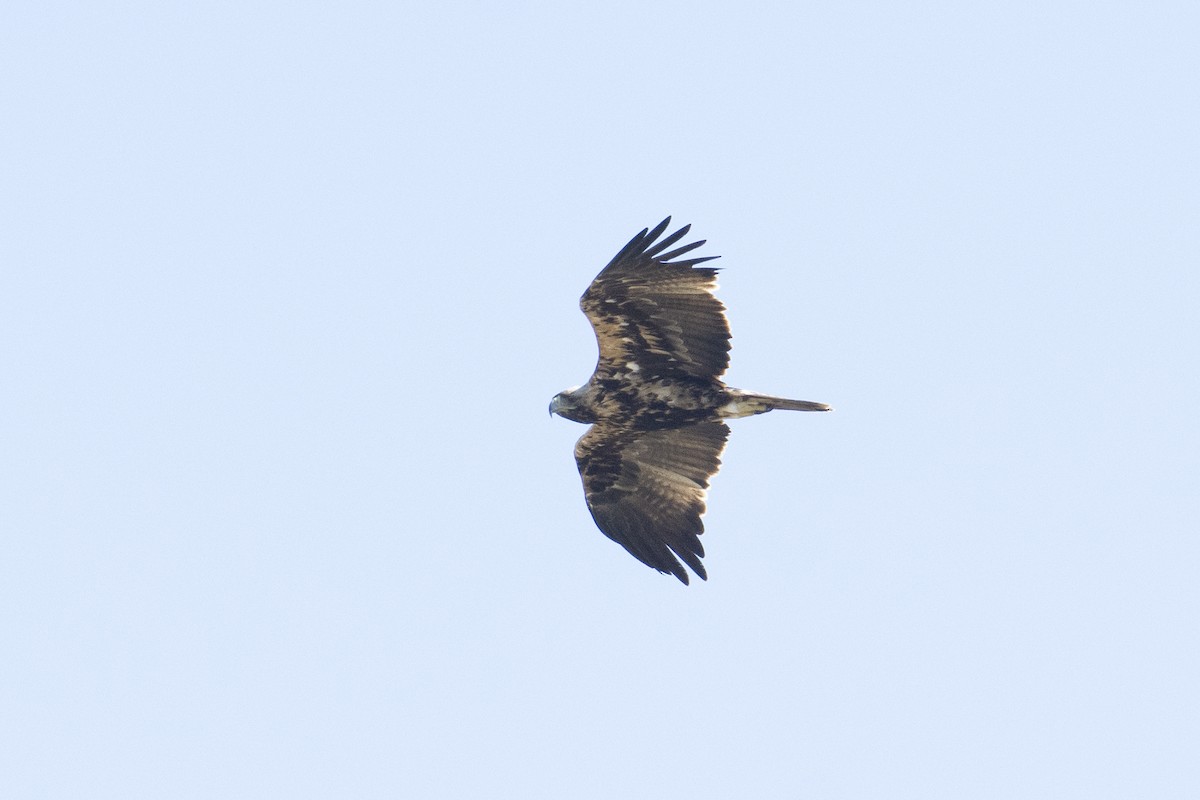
[3,2,1198,798]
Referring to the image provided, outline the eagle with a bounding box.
[550,217,830,584]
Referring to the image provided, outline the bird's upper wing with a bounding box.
[574,420,730,584]
[580,218,730,381]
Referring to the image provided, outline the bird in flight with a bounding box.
[550,217,830,584]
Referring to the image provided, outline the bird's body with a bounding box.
[552,375,731,427]
[550,218,829,584]
[553,376,828,427]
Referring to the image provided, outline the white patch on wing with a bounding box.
[625,362,640,372]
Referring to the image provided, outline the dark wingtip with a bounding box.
[668,559,706,586]
[643,220,703,261]
[603,216,718,273]
[645,217,672,245]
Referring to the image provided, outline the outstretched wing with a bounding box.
[581,217,730,381]
[574,420,730,585]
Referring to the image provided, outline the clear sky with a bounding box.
[3,2,1197,798]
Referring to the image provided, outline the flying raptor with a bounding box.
[550,217,830,584]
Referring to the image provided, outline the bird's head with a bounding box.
[549,386,591,422]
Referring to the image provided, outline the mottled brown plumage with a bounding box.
[551,218,830,584]
[573,422,729,584]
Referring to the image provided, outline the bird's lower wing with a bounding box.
[574,421,730,584]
